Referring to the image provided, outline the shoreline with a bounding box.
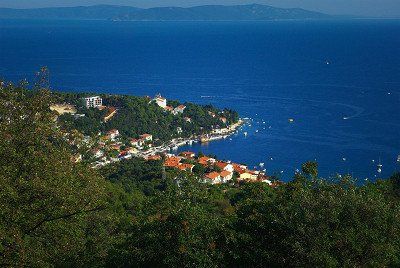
[137,119,245,159]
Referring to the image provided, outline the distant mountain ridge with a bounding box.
[0,4,331,21]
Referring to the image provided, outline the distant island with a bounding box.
[0,4,331,21]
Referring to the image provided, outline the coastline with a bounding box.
[138,119,245,158]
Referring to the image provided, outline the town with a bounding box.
[50,93,274,186]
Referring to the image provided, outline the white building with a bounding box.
[153,94,167,108]
[83,96,102,108]
[173,105,186,115]
[107,129,120,140]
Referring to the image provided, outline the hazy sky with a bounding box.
[0,0,399,17]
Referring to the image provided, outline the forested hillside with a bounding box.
[2,81,400,267]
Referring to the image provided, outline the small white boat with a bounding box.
[377,160,383,173]
[244,132,248,137]
[288,118,294,123]
[343,117,349,120]
[397,155,400,162]
[342,157,346,161]
[270,157,274,161]
[259,163,264,167]
[255,130,259,133]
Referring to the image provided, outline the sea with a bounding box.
[1,19,399,181]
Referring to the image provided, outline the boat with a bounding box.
[377,159,383,173]
[259,163,264,167]
[255,130,259,133]
[397,155,400,162]
[288,118,294,123]
[342,157,346,161]
[343,117,349,120]
[200,135,210,143]
[244,132,248,137]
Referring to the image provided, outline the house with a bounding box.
[126,147,139,155]
[180,151,195,159]
[239,171,258,181]
[258,175,272,185]
[164,106,174,112]
[140,134,153,142]
[130,138,142,147]
[164,156,181,168]
[153,94,167,108]
[204,172,222,184]
[83,96,102,108]
[220,117,227,124]
[176,127,182,134]
[198,156,216,166]
[147,155,162,161]
[220,170,233,182]
[184,117,192,123]
[232,163,248,174]
[110,143,122,151]
[173,105,186,114]
[177,163,194,172]
[208,111,216,118]
[91,149,104,158]
[215,162,234,173]
[107,129,119,140]
[103,107,117,122]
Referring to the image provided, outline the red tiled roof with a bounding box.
[147,155,161,161]
[220,170,232,178]
[216,162,229,169]
[206,172,220,180]
[178,163,194,171]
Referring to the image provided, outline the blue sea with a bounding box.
[1,19,400,181]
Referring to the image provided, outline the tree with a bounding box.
[0,82,109,266]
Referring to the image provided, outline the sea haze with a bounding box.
[0,19,399,181]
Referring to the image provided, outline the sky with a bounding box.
[0,0,399,17]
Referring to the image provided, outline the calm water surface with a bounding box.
[1,19,399,181]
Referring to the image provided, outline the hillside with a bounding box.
[0,4,330,21]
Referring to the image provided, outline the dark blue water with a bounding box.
[1,19,400,181]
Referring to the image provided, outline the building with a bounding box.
[164,106,174,112]
[153,94,167,108]
[147,155,162,161]
[239,171,258,181]
[178,163,195,172]
[130,138,142,147]
[220,170,233,182]
[216,162,234,173]
[164,156,181,168]
[198,156,216,166]
[220,117,227,124]
[180,151,195,158]
[83,96,102,108]
[173,105,186,114]
[204,172,222,184]
[107,129,120,140]
[140,134,153,142]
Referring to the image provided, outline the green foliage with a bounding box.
[3,80,400,267]
[0,83,111,266]
[57,93,239,141]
